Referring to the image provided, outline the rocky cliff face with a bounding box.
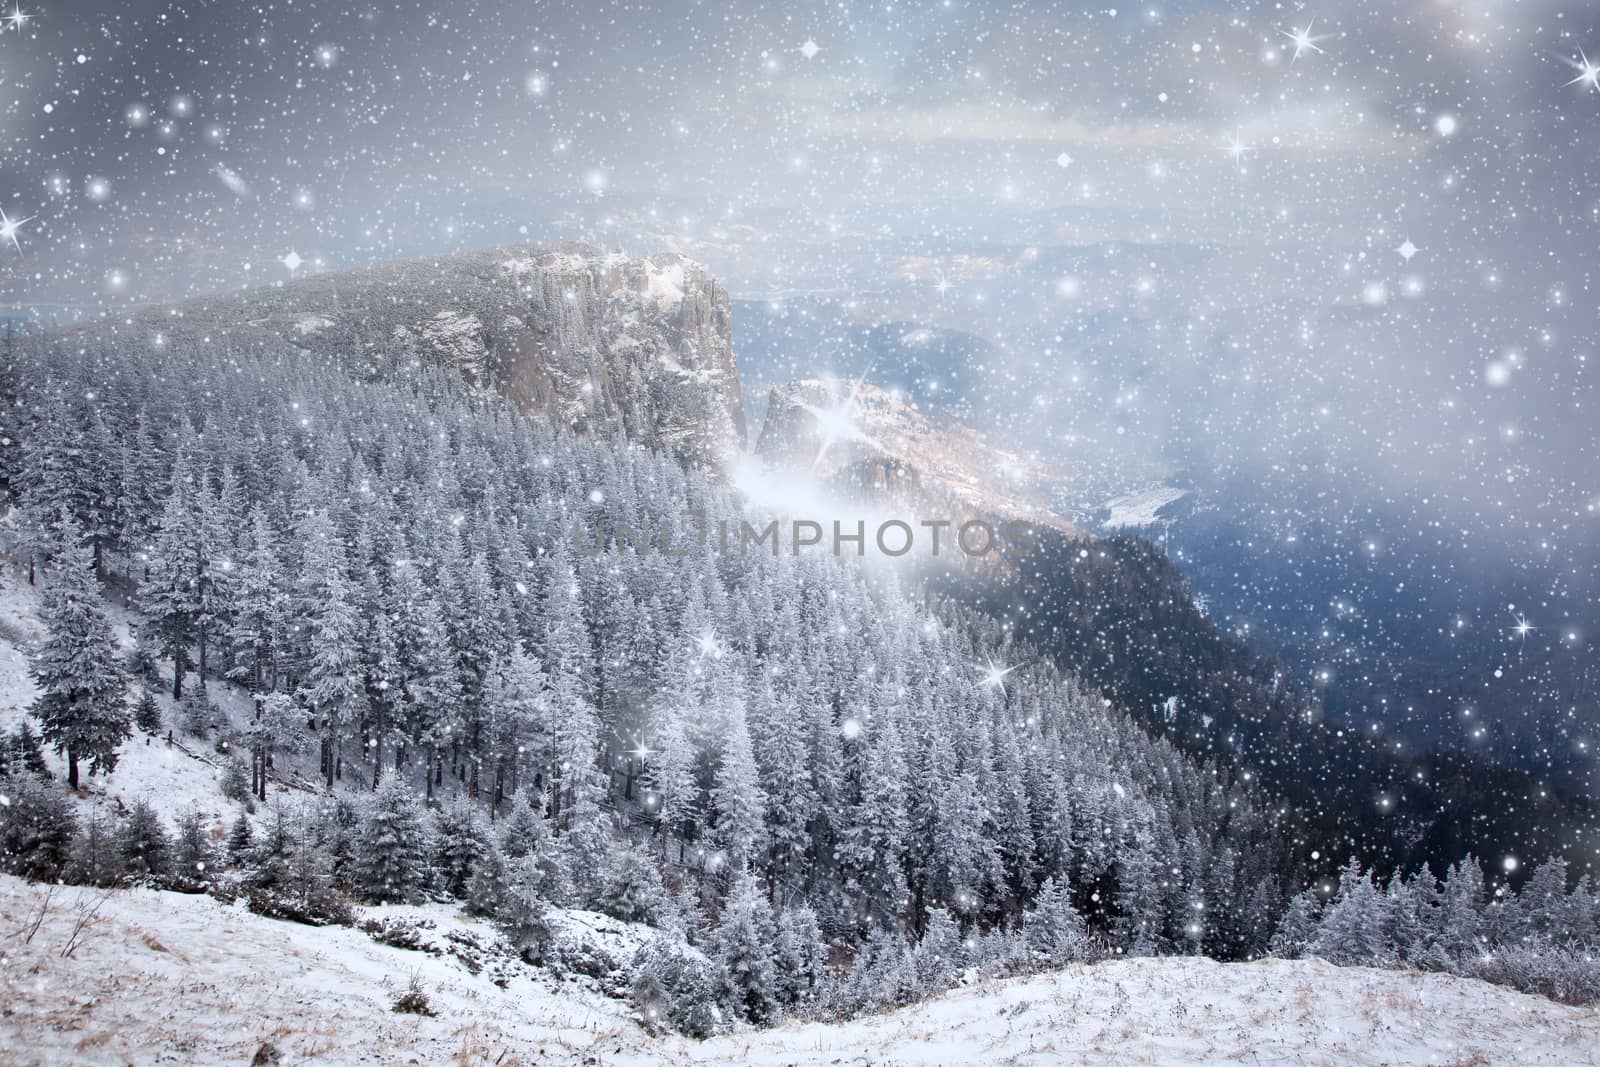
[755,377,1081,539]
[68,242,745,468]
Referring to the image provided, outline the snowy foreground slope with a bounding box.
[2,876,1595,1067]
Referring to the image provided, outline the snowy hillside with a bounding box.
[0,578,325,828]
[2,873,1595,1067]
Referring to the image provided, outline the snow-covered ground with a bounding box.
[2,874,1595,1067]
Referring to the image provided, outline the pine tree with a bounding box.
[244,692,304,799]
[498,799,572,905]
[933,768,1000,924]
[361,599,403,790]
[133,689,163,734]
[710,711,766,871]
[67,803,125,887]
[483,647,547,810]
[172,811,216,881]
[0,320,22,502]
[1113,829,1164,954]
[227,507,285,692]
[81,407,124,569]
[220,755,253,804]
[599,847,666,925]
[17,393,92,550]
[0,774,78,880]
[141,458,202,698]
[840,711,908,928]
[560,786,613,905]
[119,798,173,878]
[352,777,430,902]
[499,795,549,859]
[179,684,218,737]
[1516,858,1570,942]
[537,550,600,823]
[714,875,778,1023]
[245,801,298,888]
[3,720,52,779]
[1270,888,1324,958]
[198,466,244,676]
[30,516,129,789]
[632,937,727,1037]
[1025,875,1091,965]
[498,852,556,962]
[118,410,166,555]
[912,907,965,994]
[274,813,342,919]
[1440,856,1486,960]
[226,812,255,863]
[771,904,829,1008]
[1312,858,1390,966]
[645,715,698,861]
[746,678,813,889]
[296,512,365,788]
[839,928,915,1013]
[433,798,492,898]
[393,563,461,798]
[1383,871,1433,966]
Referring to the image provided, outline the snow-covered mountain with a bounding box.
[58,242,745,468]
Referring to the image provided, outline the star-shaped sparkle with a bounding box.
[799,372,880,470]
[692,629,723,659]
[799,39,820,60]
[280,250,304,271]
[1396,239,1419,261]
[1564,47,1600,92]
[0,206,35,253]
[1220,129,1254,166]
[4,3,32,32]
[1280,20,1327,62]
[977,658,1020,690]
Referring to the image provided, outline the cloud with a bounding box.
[893,254,1013,282]
[807,99,1417,157]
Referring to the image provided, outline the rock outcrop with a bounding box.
[67,242,744,468]
[755,377,1081,538]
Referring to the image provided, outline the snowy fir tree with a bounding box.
[1024,876,1092,965]
[0,774,78,881]
[28,516,129,789]
[132,688,163,735]
[351,778,430,903]
[1269,889,1325,960]
[172,810,217,882]
[714,873,780,1023]
[118,798,173,879]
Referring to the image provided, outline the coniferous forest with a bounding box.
[3,327,1597,1033]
